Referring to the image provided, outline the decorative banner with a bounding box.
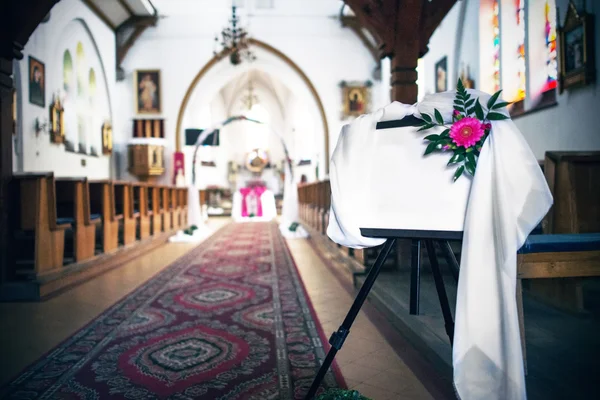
[173,151,185,185]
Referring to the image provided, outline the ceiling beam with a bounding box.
[117,0,135,17]
[340,15,380,62]
[116,15,158,79]
[82,0,117,30]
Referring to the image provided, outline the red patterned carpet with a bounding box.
[1,222,344,399]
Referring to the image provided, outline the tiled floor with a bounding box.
[0,220,433,399]
[287,239,434,400]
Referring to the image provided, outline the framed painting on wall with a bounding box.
[558,2,596,93]
[435,56,448,93]
[28,56,45,107]
[135,69,162,114]
[340,80,372,119]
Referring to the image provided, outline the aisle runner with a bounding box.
[1,223,342,399]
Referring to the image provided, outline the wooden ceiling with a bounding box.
[343,0,457,59]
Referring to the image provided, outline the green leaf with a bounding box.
[487,90,502,109]
[457,78,465,93]
[465,160,476,176]
[474,99,484,120]
[454,106,465,113]
[434,109,444,125]
[447,153,465,165]
[421,113,432,123]
[453,165,465,182]
[440,128,450,137]
[424,142,438,155]
[424,134,440,141]
[465,99,475,108]
[467,107,475,115]
[466,147,473,153]
[492,101,510,110]
[487,112,510,120]
[417,124,435,131]
[466,152,476,165]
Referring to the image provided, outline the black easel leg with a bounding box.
[409,239,421,315]
[439,240,460,284]
[304,239,397,400]
[425,240,455,345]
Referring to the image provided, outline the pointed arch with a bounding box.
[175,38,331,173]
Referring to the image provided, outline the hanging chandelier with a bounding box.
[214,6,256,66]
[241,78,259,110]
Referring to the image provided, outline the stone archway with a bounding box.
[174,38,331,173]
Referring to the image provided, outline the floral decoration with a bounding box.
[418,79,510,181]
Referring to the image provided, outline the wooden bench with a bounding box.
[89,180,119,253]
[161,186,172,232]
[10,173,70,275]
[114,181,136,246]
[171,187,181,230]
[55,178,100,263]
[531,151,600,312]
[516,233,600,372]
[179,188,188,228]
[132,183,150,240]
[148,185,162,235]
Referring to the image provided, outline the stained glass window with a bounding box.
[515,0,526,101]
[492,0,501,92]
[543,0,558,91]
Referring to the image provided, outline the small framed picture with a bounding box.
[134,69,161,114]
[559,3,596,92]
[28,56,45,107]
[340,81,371,118]
[435,57,448,93]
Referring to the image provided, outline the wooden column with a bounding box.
[390,1,422,103]
[0,58,13,284]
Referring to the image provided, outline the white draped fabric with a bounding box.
[231,189,277,222]
[327,90,553,400]
[169,186,212,243]
[279,160,309,238]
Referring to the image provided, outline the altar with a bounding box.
[231,182,277,222]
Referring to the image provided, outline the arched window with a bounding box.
[543,0,558,92]
[63,50,73,94]
[515,0,526,101]
[76,42,87,152]
[492,0,501,92]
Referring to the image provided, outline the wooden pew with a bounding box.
[171,187,181,230]
[516,233,600,372]
[530,151,600,312]
[161,186,172,232]
[148,184,162,235]
[9,173,69,275]
[89,180,119,253]
[132,183,150,240]
[179,188,188,228]
[114,181,136,246]
[55,178,100,263]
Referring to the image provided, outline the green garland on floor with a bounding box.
[317,389,371,400]
[183,225,199,236]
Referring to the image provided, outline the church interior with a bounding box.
[0,0,599,399]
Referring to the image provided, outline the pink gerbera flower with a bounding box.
[450,117,485,148]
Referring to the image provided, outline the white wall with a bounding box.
[17,0,116,179]
[118,0,381,183]
[422,0,600,159]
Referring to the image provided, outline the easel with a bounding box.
[304,116,463,399]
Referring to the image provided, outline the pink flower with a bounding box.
[450,117,485,148]
[442,145,451,151]
[484,123,492,130]
[453,110,461,117]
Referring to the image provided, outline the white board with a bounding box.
[360,125,472,232]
